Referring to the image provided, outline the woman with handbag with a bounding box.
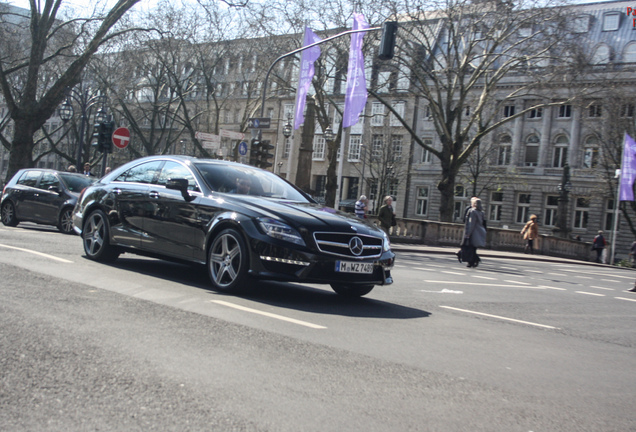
[462,197,487,268]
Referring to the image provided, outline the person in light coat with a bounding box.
[462,197,486,268]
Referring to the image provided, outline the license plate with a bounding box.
[335,261,374,274]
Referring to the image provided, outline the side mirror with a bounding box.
[166,178,194,202]
[48,185,61,194]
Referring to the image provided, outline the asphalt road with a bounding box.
[1,223,635,431]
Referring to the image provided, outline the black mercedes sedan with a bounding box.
[72,156,394,297]
[1,168,96,234]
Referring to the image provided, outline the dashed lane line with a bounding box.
[439,306,560,329]
[616,296,636,302]
[424,281,545,289]
[575,291,606,297]
[589,286,615,291]
[210,300,327,329]
[0,243,73,263]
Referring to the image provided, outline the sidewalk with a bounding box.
[390,242,620,268]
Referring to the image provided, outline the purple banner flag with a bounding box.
[620,133,636,201]
[293,28,322,130]
[343,13,369,129]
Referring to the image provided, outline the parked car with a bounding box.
[1,168,96,234]
[72,156,395,297]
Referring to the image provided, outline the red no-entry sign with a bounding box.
[112,127,130,149]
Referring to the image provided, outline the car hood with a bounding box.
[222,196,382,236]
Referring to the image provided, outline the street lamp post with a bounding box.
[555,164,572,239]
[57,86,107,167]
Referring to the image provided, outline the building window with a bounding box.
[390,101,405,126]
[544,195,559,227]
[348,135,362,161]
[592,45,611,64]
[421,138,433,163]
[283,137,291,158]
[524,134,540,167]
[454,185,470,221]
[516,193,531,223]
[489,191,504,221]
[602,13,620,31]
[314,175,326,198]
[371,102,385,126]
[553,135,569,168]
[392,135,403,161]
[621,104,635,118]
[371,134,383,160]
[528,107,542,119]
[498,135,512,165]
[312,135,325,160]
[574,198,590,229]
[588,104,602,118]
[503,104,516,118]
[583,135,599,168]
[623,42,636,63]
[604,199,617,231]
[415,187,429,216]
[558,105,572,118]
[573,15,590,33]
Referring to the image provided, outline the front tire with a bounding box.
[58,207,74,234]
[207,228,250,292]
[331,284,374,298]
[1,201,19,227]
[82,210,119,262]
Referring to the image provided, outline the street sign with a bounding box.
[238,141,248,156]
[220,129,245,140]
[247,117,271,129]
[195,131,219,141]
[112,127,130,149]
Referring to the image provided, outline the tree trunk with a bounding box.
[437,169,456,222]
[324,139,338,208]
[6,119,37,182]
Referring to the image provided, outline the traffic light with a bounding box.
[378,21,398,60]
[249,138,261,166]
[259,140,274,169]
[92,121,115,153]
[100,121,115,153]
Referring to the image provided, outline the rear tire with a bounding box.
[58,207,74,234]
[1,201,19,227]
[207,228,250,293]
[330,284,374,297]
[82,210,119,262]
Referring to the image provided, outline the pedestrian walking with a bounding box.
[592,230,606,263]
[461,197,486,268]
[378,196,395,236]
[520,215,539,254]
[354,195,368,219]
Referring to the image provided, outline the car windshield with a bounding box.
[59,173,96,192]
[193,162,309,202]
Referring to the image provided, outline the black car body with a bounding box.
[72,156,394,297]
[1,168,96,234]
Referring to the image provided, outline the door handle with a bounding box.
[149,191,159,199]
[112,188,122,195]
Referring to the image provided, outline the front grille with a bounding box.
[313,232,383,259]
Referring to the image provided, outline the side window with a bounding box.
[157,161,199,192]
[17,170,41,187]
[38,172,60,190]
[116,161,164,184]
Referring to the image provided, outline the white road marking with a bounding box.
[504,279,532,285]
[589,286,615,291]
[210,300,326,329]
[575,291,605,297]
[616,296,636,302]
[538,285,567,291]
[440,306,559,329]
[473,275,497,280]
[0,243,73,263]
[441,271,467,276]
[601,279,620,283]
[424,281,545,289]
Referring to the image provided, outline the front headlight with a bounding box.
[257,217,306,246]
[382,231,391,252]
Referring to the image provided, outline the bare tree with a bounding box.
[0,0,143,182]
[371,0,574,221]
